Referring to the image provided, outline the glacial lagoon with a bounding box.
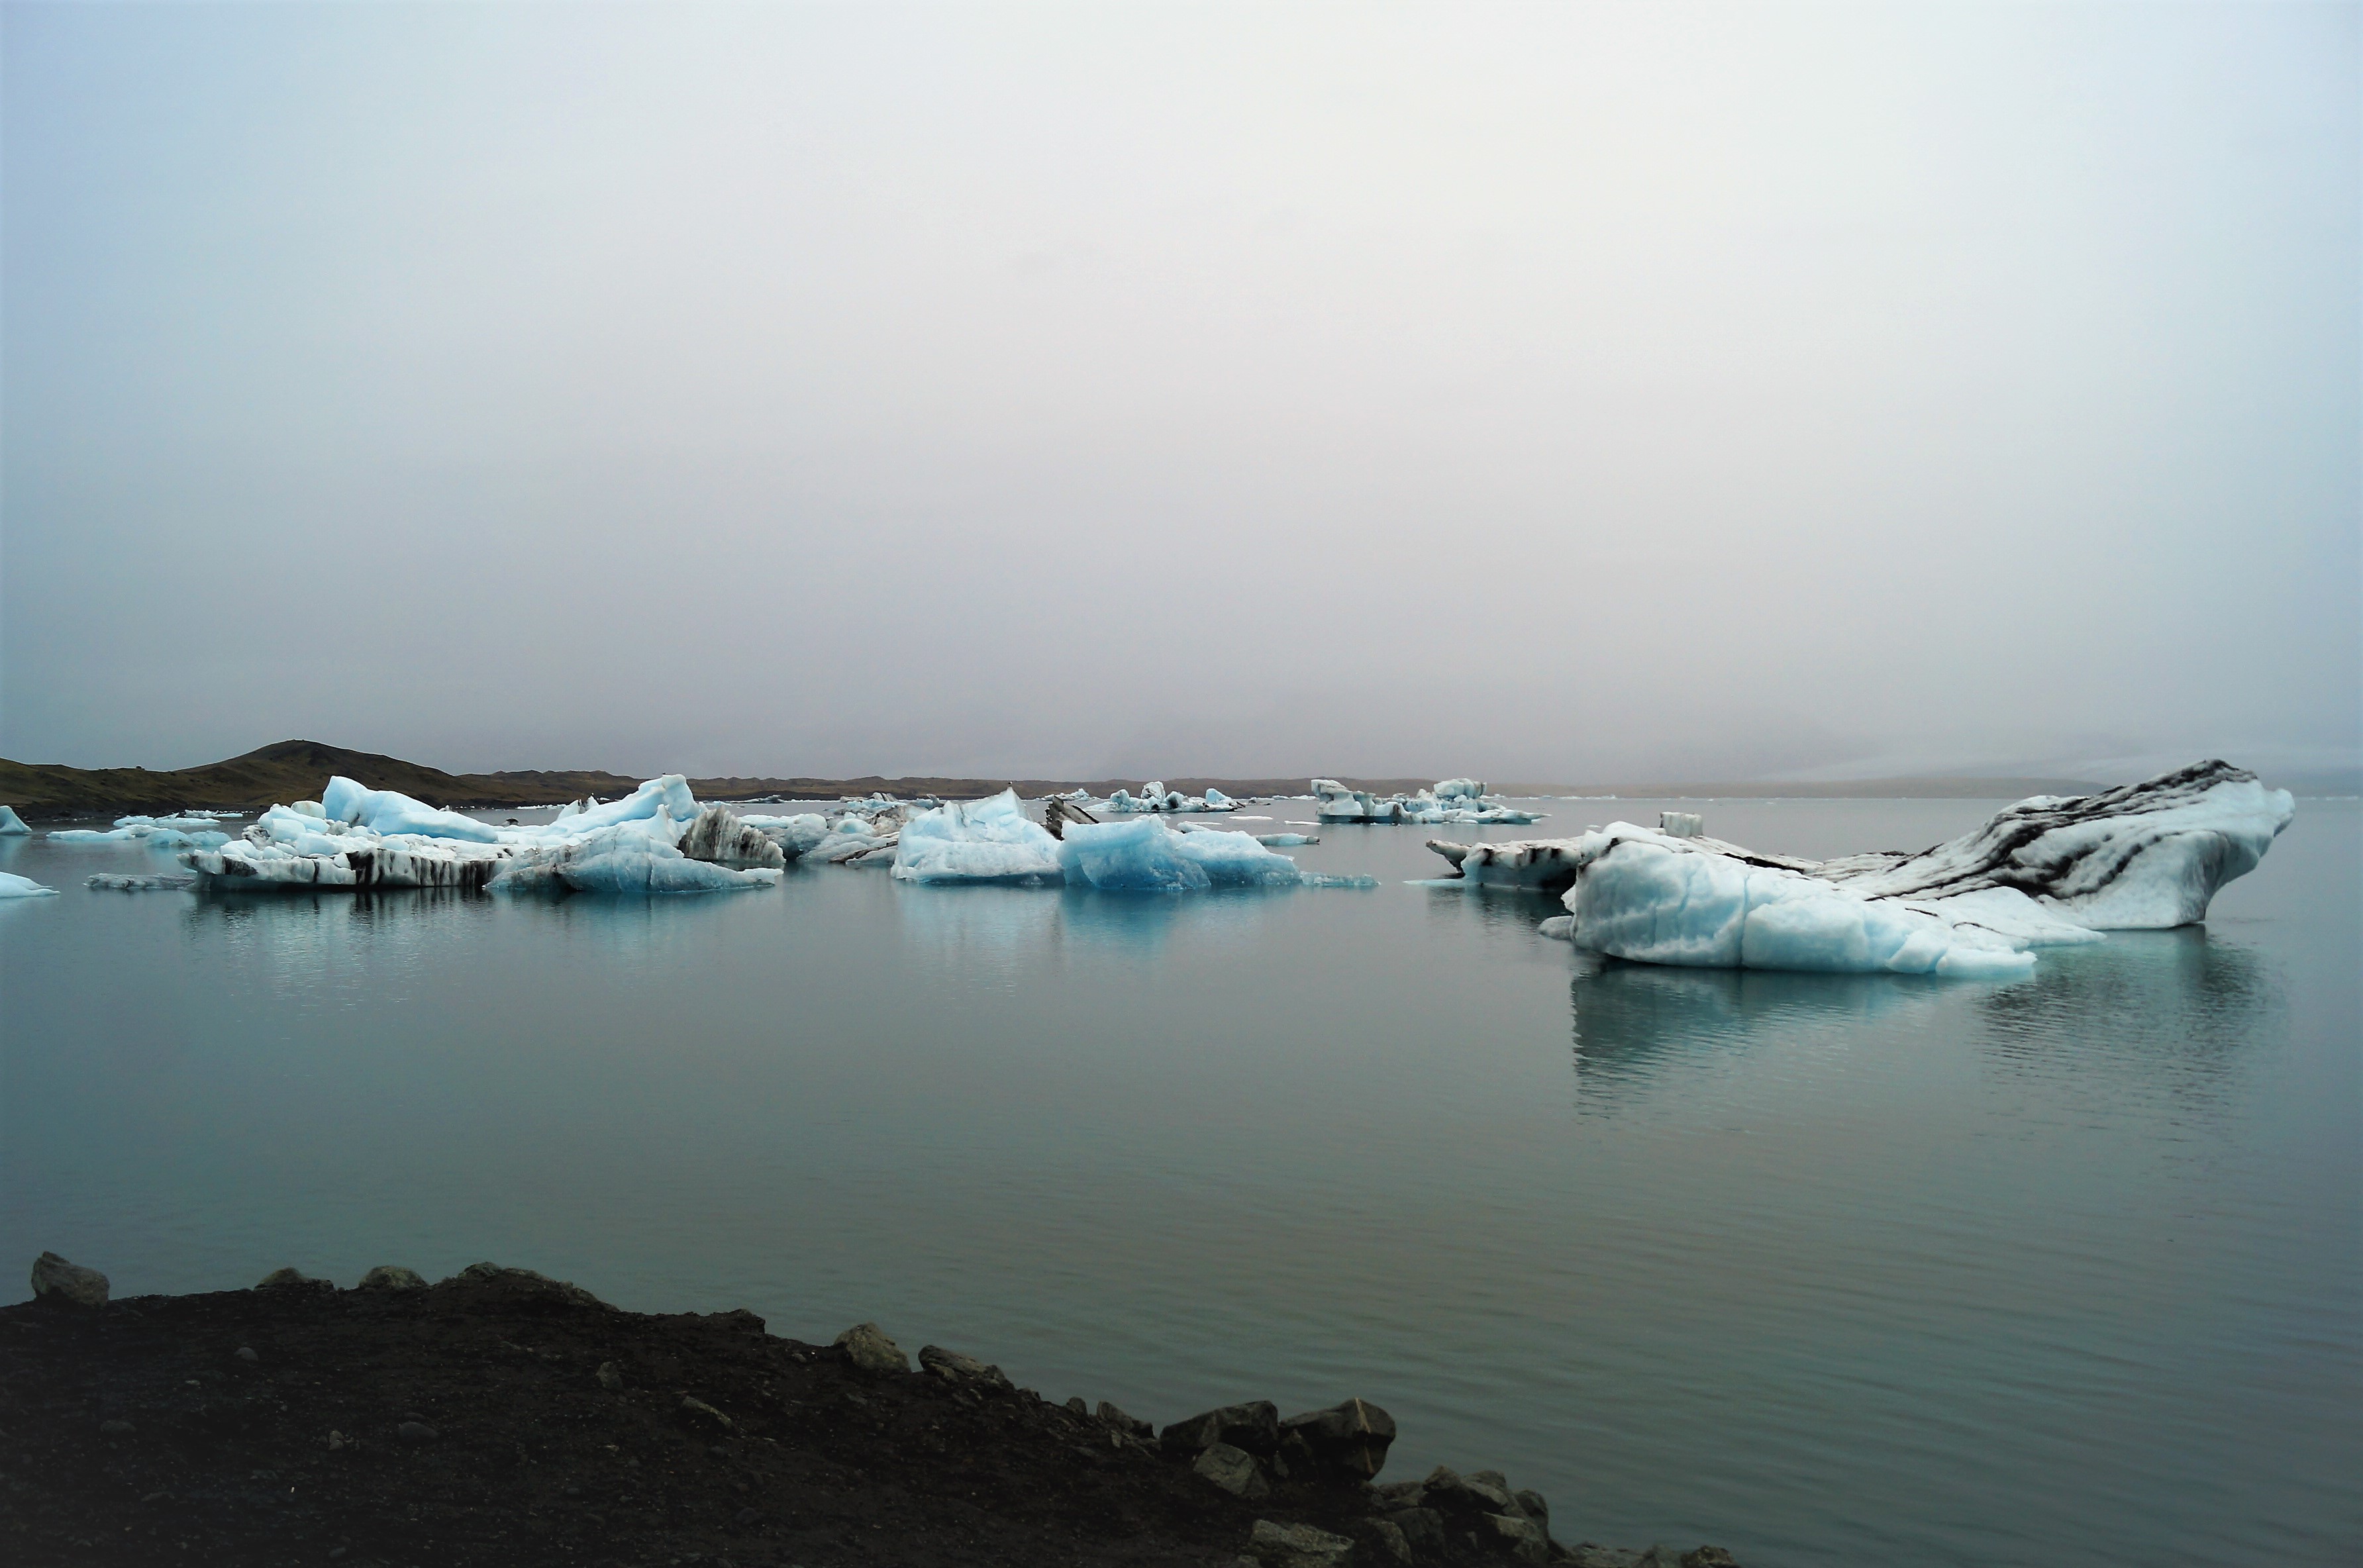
[2,797,2355,1566]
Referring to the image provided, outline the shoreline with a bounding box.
[5,1255,1742,1568]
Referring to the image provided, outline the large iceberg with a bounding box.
[1313,779,1543,826]
[1431,761,2294,975]
[891,791,1062,884]
[179,775,783,895]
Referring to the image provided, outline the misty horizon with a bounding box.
[5,4,2356,789]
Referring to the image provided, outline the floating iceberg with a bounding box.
[891,791,1062,884]
[181,775,784,895]
[0,805,29,835]
[1312,779,1542,826]
[1060,818,1373,892]
[1101,781,1239,814]
[86,873,197,892]
[0,872,58,899]
[1431,762,2294,975]
[47,819,231,850]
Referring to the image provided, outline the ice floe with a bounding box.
[47,816,232,850]
[87,873,198,892]
[1312,779,1544,826]
[1430,761,2294,975]
[891,791,1062,884]
[1,872,60,898]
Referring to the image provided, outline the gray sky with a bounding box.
[4,3,2356,785]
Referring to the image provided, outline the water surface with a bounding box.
[3,797,2354,1566]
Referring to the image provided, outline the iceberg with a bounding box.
[86,873,199,892]
[1101,781,1239,814]
[0,805,30,835]
[676,807,787,870]
[319,776,501,842]
[891,790,1063,884]
[1313,779,1543,826]
[0,871,58,899]
[490,822,781,895]
[1058,817,1374,892]
[1434,761,2294,975]
[46,821,230,850]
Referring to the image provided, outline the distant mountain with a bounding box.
[0,738,2122,820]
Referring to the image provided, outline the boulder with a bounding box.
[1278,1396,1397,1481]
[1248,1518,1356,1568]
[836,1322,909,1374]
[28,1252,108,1310]
[1683,1551,1740,1567]
[1372,1481,1427,1511]
[1193,1442,1272,1500]
[1366,1518,1414,1563]
[1483,1512,1549,1564]
[917,1344,1011,1389]
[1098,1400,1155,1440]
[444,1262,605,1308]
[355,1265,425,1291]
[1514,1489,1552,1541]
[1162,1400,1281,1457]
[595,1362,624,1391]
[678,1395,734,1432]
[1424,1465,1515,1512]
[256,1267,335,1293]
[1391,1508,1446,1557]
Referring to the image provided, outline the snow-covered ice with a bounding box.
[1437,761,2293,975]
[0,872,58,899]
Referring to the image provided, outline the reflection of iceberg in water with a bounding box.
[1973,927,2281,1092]
[1568,956,1952,1107]
[1566,926,2282,1114]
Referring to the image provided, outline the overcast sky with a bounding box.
[3,3,2355,785]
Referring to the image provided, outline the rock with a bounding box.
[1423,1464,1514,1512]
[1634,1549,1682,1568]
[99,1420,134,1436]
[395,1421,438,1442]
[1161,1400,1281,1457]
[1373,1481,1426,1511]
[835,1323,909,1374]
[255,1266,334,1293]
[679,1396,734,1432]
[28,1251,109,1310]
[1366,1517,1413,1563]
[446,1262,604,1308]
[917,1344,1009,1388]
[596,1361,625,1391]
[1391,1508,1446,1556]
[1064,1396,1088,1416]
[327,1431,345,1451]
[1278,1396,1397,1481]
[1192,1442,1271,1500]
[234,1347,260,1363]
[1682,1551,1740,1568]
[355,1265,426,1291]
[1097,1400,1155,1440]
[1247,1518,1356,1568]
[1513,1489,1551,1541]
[732,1506,762,1526]
[1483,1512,1549,1563]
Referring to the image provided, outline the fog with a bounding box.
[4,3,2355,785]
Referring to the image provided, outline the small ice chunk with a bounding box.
[1658,810,1703,838]
[0,871,58,898]
[0,805,30,835]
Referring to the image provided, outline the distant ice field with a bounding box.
[1,797,2354,1568]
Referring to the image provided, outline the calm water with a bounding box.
[3,797,2356,1566]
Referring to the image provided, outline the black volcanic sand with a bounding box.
[0,1267,1741,1568]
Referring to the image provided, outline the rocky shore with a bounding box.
[4,1254,1743,1568]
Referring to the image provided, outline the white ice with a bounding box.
[1058,818,1372,892]
[891,791,1063,884]
[1440,761,2294,976]
[320,776,503,842]
[1312,779,1543,826]
[0,872,58,899]
[0,806,27,835]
